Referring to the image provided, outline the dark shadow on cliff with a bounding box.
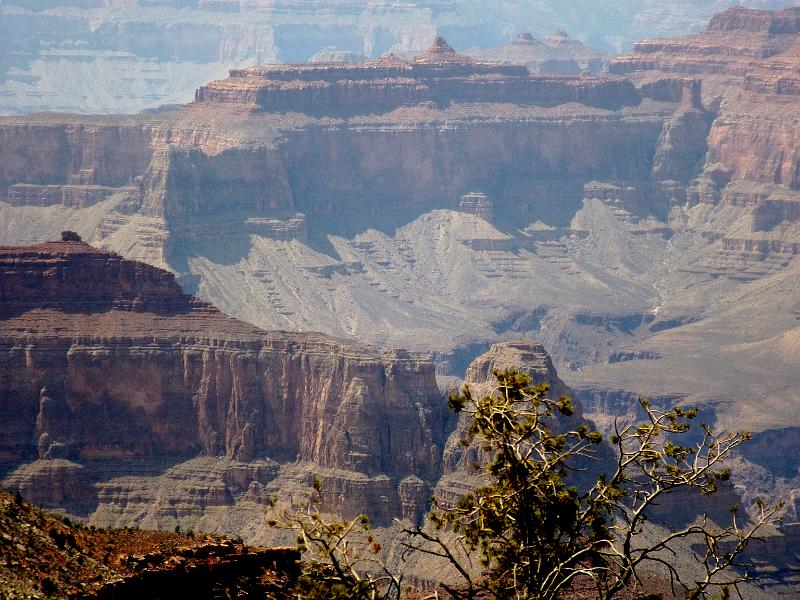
[489,177,584,231]
[167,213,257,269]
[741,427,800,479]
[303,195,443,258]
[301,182,585,258]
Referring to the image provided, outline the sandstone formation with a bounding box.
[0,37,701,348]
[3,234,794,587]
[5,0,797,116]
[0,238,603,541]
[194,37,640,115]
[439,340,573,477]
[0,235,448,528]
[611,7,800,224]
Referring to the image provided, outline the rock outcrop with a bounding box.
[440,340,574,476]
[194,37,638,115]
[0,236,448,525]
[610,6,800,278]
[0,488,301,599]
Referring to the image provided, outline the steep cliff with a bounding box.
[1,237,783,587]
[611,7,800,186]
[0,40,696,355]
[440,340,572,476]
[609,6,800,279]
[0,234,448,527]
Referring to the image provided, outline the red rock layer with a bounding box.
[195,36,640,115]
[0,237,208,318]
[609,5,800,247]
[0,237,447,489]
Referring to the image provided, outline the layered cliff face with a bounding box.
[5,15,800,529]
[2,239,619,540]
[1,235,787,585]
[0,234,448,528]
[581,9,800,446]
[439,341,573,476]
[194,38,638,115]
[0,39,701,358]
[611,7,800,196]
[4,0,799,116]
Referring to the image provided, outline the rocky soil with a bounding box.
[0,488,299,599]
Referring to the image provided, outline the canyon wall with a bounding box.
[4,11,800,550]
[282,116,670,216]
[0,44,699,281]
[2,236,622,534]
[609,5,800,283]
[0,114,670,217]
[0,121,156,189]
[611,6,800,186]
[0,235,448,525]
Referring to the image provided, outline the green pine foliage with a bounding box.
[269,370,782,600]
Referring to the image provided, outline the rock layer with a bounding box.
[195,38,638,115]
[7,0,797,116]
[4,13,800,544]
[0,38,700,352]
[0,236,447,524]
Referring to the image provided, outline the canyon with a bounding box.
[2,234,795,594]
[0,233,449,529]
[2,0,799,116]
[3,5,800,592]
[0,234,593,567]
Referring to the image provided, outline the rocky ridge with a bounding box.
[466,31,607,75]
[194,37,638,115]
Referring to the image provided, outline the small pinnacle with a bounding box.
[61,231,82,242]
[429,35,456,54]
